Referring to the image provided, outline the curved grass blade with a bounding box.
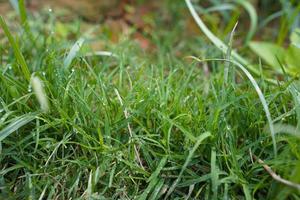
[195,3,236,16]
[0,16,31,81]
[185,0,259,76]
[0,113,36,142]
[234,0,258,44]
[272,123,300,139]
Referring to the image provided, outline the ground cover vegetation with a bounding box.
[0,0,300,199]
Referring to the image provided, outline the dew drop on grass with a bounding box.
[48,8,52,13]
[28,86,32,93]
[71,68,75,73]
[42,72,46,76]
[226,125,231,131]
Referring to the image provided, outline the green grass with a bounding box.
[0,0,300,199]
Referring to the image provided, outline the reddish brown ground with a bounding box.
[0,0,161,50]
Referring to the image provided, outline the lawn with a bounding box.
[0,0,300,199]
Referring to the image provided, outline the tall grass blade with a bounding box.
[211,149,218,199]
[0,16,31,81]
[224,21,238,85]
[18,0,27,25]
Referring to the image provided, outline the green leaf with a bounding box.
[0,114,36,142]
[249,42,285,69]
[285,46,300,72]
[290,28,300,48]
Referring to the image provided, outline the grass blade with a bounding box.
[18,0,27,25]
[224,21,238,85]
[0,16,31,81]
[0,114,36,142]
[234,0,258,44]
[185,0,259,76]
[64,38,85,69]
[164,132,211,199]
[149,179,165,200]
[138,178,159,200]
[211,148,218,199]
[147,156,168,183]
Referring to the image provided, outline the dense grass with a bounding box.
[1,0,300,199]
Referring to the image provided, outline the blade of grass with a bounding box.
[147,156,168,183]
[138,178,159,200]
[185,0,259,76]
[211,148,218,199]
[234,0,258,44]
[18,0,27,25]
[0,113,36,142]
[164,132,211,199]
[149,179,165,200]
[0,16,31,81]
[224,21,238,86]
[64,38,85,69]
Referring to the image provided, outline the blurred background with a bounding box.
[0,0,299,57]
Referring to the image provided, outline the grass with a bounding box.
[0,0,300,199]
